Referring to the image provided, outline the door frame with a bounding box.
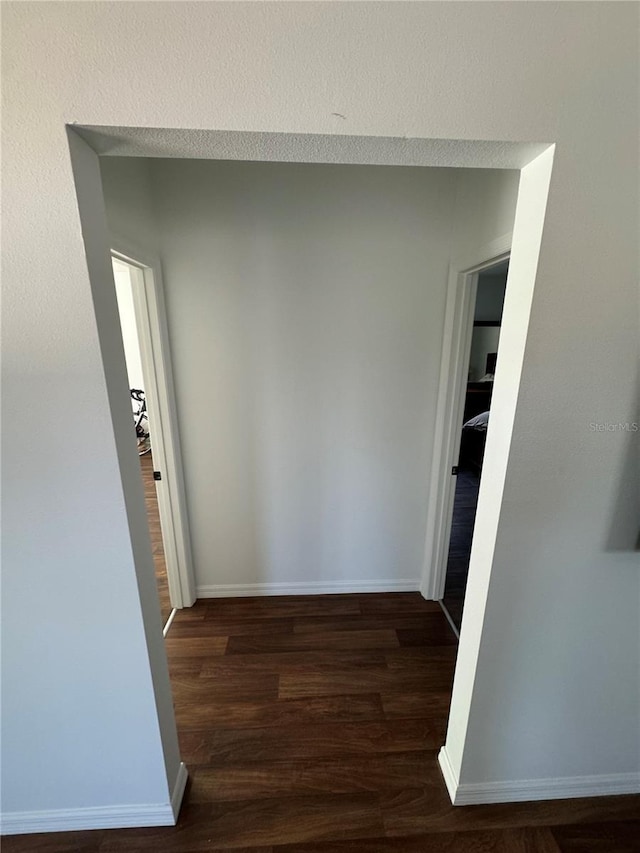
[421,233,512,601]
[111,242,196,610]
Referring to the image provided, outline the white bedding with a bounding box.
[463,410,490,430]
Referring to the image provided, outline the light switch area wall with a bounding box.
[112,259,145,392]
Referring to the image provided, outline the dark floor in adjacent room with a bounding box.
[5,592,639,852]
[140,450,172,625]
[442,468,481,632]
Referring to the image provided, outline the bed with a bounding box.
[459,409,490,474]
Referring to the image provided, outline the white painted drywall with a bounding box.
[2,0,638,827]
[474,271,507,323]
[469,328,501,382]
[112,259,145,392]
[146,159,461,591]
[66,131,181,809]
[100,157,160,255]
[109,160,520,594]
[1,118,179,826]
[100,159,520,594]
[468,273,507,380]
[451,170,521,260]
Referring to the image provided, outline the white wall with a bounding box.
[1,122,180,829]
[469,272,507,380]
[451,170,521,259]
[147,159,463,592]
[474,271,507,323]
[2,0,638,828]
[100,157,160,255]
[103,159,519,595]
[469,327,501,382]
[113,259,145,392]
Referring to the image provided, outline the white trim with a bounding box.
[438,600,460,640]
[111,244,196,609]
[77,127,551,171]
[438,746,460,804]
[438,747,639,805]
[0,802,176,836]
[440,148,556,801]
[455,774,640,805]
[1,765,189,836]
[196,579,420,598]
[163,607,178,637]
[421,234,512,601]
[170,762,188,821]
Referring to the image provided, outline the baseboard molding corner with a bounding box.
[1,764,190,836]
[170,762,188,821]
[0,801,176,836]
[196,579,420,598]
[453,771,640,806]
[419,579,436,602]
[438,745,460,804]
[437,746,639,806]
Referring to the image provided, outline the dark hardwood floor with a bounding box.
[5,593,639,851]
[140,450,172,625]
[443,468,480,632]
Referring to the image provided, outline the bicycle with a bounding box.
[131,388,151,456]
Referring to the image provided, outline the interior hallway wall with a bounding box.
[113,260,145,392]
[151,160,457,592]
[100,159,520,594]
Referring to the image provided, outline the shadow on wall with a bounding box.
[604,382,640,551]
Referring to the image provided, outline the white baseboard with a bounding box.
[1,763,189,836]
[0,803,175,836]
[438,746,640,806]
[196,579,420,598]
[438,745,460,803]
[170,762,188,820]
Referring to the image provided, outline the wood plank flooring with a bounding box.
[139,450,172,624]
[5,593,639,851]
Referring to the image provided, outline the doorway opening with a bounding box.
[440,259,509,635]
[112,257,173,629]
[110,251,196,633]
[67,126,555,812]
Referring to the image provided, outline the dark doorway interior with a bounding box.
[442,260,508,633]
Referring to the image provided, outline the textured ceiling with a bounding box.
[74,125,550,170]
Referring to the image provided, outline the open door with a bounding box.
[111,250,196,622]
[441,260,509,634]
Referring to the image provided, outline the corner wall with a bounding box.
[1,130,180,834]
